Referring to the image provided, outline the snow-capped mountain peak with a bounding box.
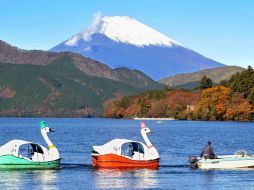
[65,14,181,47]
[52,13,224,80]
[99,16,181,47]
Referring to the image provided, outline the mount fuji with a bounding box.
[51,14,224,80]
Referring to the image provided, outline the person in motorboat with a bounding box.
[190,142,254,169]
[200,141,216,159]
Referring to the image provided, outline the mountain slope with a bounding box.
[0,58,146,117]
[0,40,164,117]
[0,40,162,90]
[51,15,224,80]
[113,67,162,90]
[159,66,245,87]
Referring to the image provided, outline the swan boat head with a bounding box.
[39,121,60,160]
[141,122,152,133]
[140,122,159,159]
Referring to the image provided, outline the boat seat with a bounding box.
[32,152,45,162]
[132,152,144,160]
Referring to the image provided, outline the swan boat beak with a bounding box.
[49,128,55,132]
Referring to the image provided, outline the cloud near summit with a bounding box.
[65,12,103,46]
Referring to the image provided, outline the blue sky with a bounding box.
[0,0,253,67]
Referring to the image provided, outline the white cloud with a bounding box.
[65,11,103,46]
[65,34,81,46]
[82,12,102,41]
[84,46,91,51]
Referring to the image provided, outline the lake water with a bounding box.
[0,118,254,189]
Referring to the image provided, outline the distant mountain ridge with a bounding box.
[51,15,225,80]
[159,66,245,87]
[0,40,162,90]
[0,40,163,117]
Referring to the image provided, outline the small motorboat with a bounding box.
[91,122,159,169]
[0,121,61,169]
[189,150,254,169]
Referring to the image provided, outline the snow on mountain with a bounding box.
[51,13,224,80]
[65,14,181,47]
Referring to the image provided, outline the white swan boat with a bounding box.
[190,150,254,169]
[91,122,159,169]
[0,121,61,169]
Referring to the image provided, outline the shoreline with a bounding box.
[133,117,175,121]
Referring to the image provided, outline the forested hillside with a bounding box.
[0,40,163,117]
[0,58,145,117]
[104,66,254,121]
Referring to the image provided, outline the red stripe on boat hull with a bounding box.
[92,154,159,169]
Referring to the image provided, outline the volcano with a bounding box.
[51,14,224,80]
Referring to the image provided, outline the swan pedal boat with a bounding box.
[91,122,159,169]
[190,152,254,169]
[0,121,61,169]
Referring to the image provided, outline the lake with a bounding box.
[0,118,254,189]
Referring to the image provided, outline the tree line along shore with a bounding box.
[104,66,254,121]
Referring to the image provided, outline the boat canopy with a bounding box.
[92,138,147,155]
[0,139,44,157]
[121,141,145,157]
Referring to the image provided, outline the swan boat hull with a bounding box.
[92,154,159,169]
[0,155,61,169]
[194,155,254,169]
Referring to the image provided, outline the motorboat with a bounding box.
[0,121,61,169]
[91,122,159,169]
[189,150,254,169]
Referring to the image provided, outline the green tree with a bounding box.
[139,100,148,117]
[164,86,172,91]
[116,96,132,109]
[229,65,254,100]
[220,80,228,87]
[248,65,253,71]
[247,86,254,105]
[199,75,213,89]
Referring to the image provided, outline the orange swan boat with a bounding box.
[91,122,159,169]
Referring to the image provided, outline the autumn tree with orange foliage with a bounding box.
[104,89,200,119]
[104,69,254,121]
[193,86,254,121]
[225,93,253,121]
[193,86,229,120]
[103,96,126,118]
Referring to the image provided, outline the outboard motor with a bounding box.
[189,156,198,169]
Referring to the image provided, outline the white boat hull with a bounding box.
[197,155,254,169]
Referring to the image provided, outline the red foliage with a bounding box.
[103,87,254,121]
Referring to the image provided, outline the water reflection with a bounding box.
[0,170,58,190]
[201,171,215,190]
[93,168,158,189]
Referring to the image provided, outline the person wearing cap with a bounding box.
[200,141,216,159]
